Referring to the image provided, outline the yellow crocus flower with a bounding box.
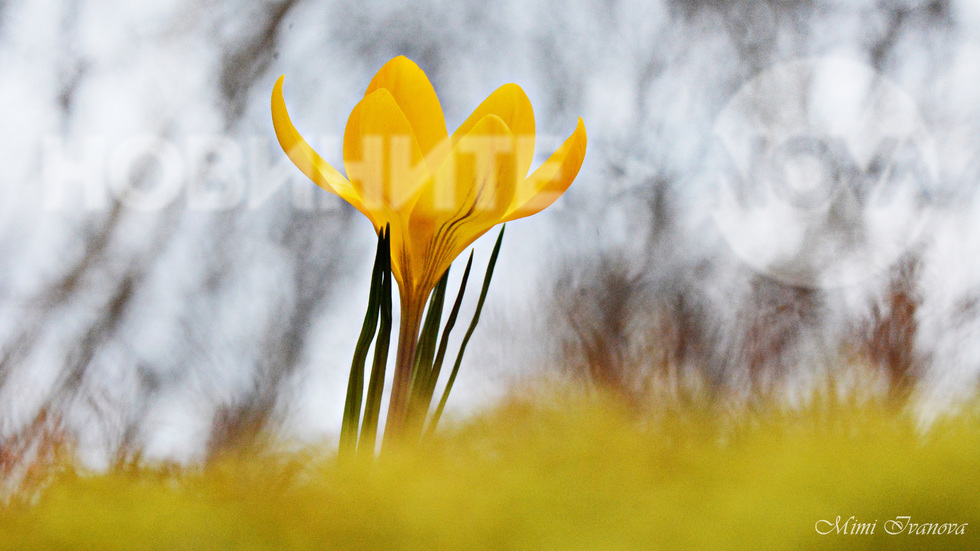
[272,56,586,432]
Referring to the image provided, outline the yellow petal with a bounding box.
[271,76,369,218]
[365,56,448,167]
[344,88,432,288]
[343,88,431,223]
[408,114,517,295]
[451,83,535,178]
[502,117,586,223]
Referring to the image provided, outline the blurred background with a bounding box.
[2,0,980,479]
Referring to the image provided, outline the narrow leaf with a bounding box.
[358,226,392,456]
[339,226,387,456]
[427,225,505,435]
[422,252,474,405]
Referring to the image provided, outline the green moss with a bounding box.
[2,390,978,550]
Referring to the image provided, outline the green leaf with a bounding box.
[421,252,474,407]
[358,226,392,457]
[339,225,388,457]
[427,225,505,435]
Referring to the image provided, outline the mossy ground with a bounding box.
[1,388,978,550]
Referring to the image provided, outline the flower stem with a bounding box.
[383,291,425,445]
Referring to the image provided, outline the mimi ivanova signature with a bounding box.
[815,516,967,536]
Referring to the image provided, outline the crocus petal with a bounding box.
[343,88,431,224]
[271,76,369,217]
[502,117,586,223]
[344,88,432,286]
[451,83,535,179]
[365,56,448,169]
[408,114,518,295]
